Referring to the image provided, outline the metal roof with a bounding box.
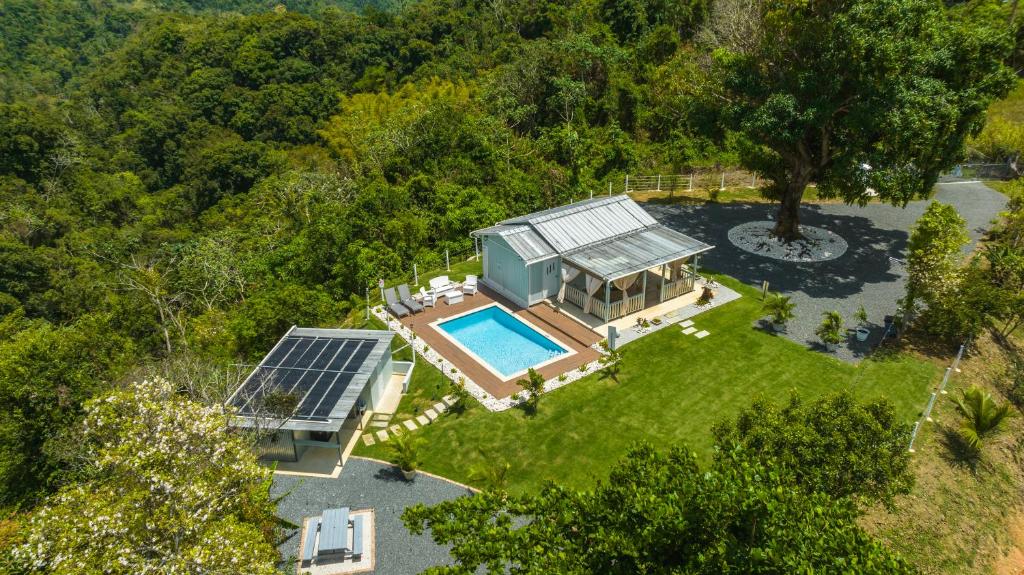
[227,327,394,433]
[474,224,557,262]
[563,225,713,281]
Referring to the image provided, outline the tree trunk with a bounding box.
[772,173,810,242]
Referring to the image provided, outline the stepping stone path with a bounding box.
[357,396,460,444]
[682,326,697,335]
[680,320,694,328]
[695,330,710,339]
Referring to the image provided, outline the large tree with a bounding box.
[704,0,1015,240]
[403,444,912,574]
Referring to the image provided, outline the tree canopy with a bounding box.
[704,0,1015,239]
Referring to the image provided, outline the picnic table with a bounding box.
[319,507,350,555]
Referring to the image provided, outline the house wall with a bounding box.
[481,234,529,307]
[359,351,394,411]
[527,257,561,305]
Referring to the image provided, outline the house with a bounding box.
[471,195,713,322]
[226,327,402,463]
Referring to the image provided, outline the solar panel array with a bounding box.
[230,335,377,420]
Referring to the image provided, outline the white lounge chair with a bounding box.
[463,275,478,295]
[420,287,436,307]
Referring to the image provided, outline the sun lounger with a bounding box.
[398,284,424,313]
[463,275,478,295]
[302,516,321,566]
[384,287,410,318]
[350,515,364,560]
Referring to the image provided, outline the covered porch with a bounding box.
[556,225,712,326]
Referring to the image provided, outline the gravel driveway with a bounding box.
[272,457,473,574]
[643,181,1007,361]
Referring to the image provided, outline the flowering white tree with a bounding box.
[14,378,279,575]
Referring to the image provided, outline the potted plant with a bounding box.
[853,305,870,342]
[388,434,422,481]
[816,310,845,351]
[763,294,796,333]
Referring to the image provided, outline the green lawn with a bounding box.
[355,275,940,493]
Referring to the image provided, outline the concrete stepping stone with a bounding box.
[680,319,694,328]
[695,330,710,339]
[442,395,457,406]
[370,420,389,428]
[416,414,430,426]
[433,402,448,413]
[424,408,439,421]
[362,434,376,446]
[682,326,697,335]
[403,419,418,431]
[389,424,403,435]
[375,430,389,442]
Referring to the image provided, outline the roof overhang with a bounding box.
[562,225,714,282]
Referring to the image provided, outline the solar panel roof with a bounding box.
[227,327,394,432]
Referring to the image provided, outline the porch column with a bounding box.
[659,263,667,303]
[692,254,700,285]
[641,269,648,309]
[604,281,611,322]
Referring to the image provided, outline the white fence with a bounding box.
[907,343,967,452]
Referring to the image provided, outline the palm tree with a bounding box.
[468,450,511,492]
[815,311,845,350]
[389,433,423,480]
[954,386,1013,450]
[763,294,796,331]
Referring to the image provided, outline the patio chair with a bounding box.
[397,284,424,313]
[384,287,410,318]
[462,275,478,295]
[420,287,437,307]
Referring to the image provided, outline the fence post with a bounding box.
[657,174,661,191]
[474,237,479,261]
[751,174,757,188]
[624,174,629,193]
[445,249,450,272]
[688,173,693,192]
[413,263,418,286]
[719,172,726,191]
[365,286,370,321]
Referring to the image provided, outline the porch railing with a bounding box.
[564,284,645,320]
[660,276,695,302]
[564,284,588,310]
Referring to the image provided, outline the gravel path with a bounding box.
[272,457,474,574]
[644,181,1007,361]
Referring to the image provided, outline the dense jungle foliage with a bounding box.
[0,0,1019,565]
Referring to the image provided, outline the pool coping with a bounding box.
[428,302,577,382]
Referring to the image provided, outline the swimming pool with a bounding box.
[435,305,570,379]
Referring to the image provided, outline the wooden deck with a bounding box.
[398,286,602,399]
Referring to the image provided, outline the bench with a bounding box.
[301,517,321,566]
[350,515,365,560]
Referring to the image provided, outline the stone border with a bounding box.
[348,455,480,493]
[372,305,609,412]
[727,220,848,262]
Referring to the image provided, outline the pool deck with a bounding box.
[398,286,602,399]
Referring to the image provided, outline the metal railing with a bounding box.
[907,342,967,452]
[621,169,761,196]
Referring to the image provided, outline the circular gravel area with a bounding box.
[644,181,1008,362]
[727,221,848,262]
[272,457,473,574]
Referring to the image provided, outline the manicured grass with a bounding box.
[355,275,940,494]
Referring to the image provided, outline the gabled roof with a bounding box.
[472,195,713,278]
[226,327,394,433]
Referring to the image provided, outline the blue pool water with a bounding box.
[437,306,568,378]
